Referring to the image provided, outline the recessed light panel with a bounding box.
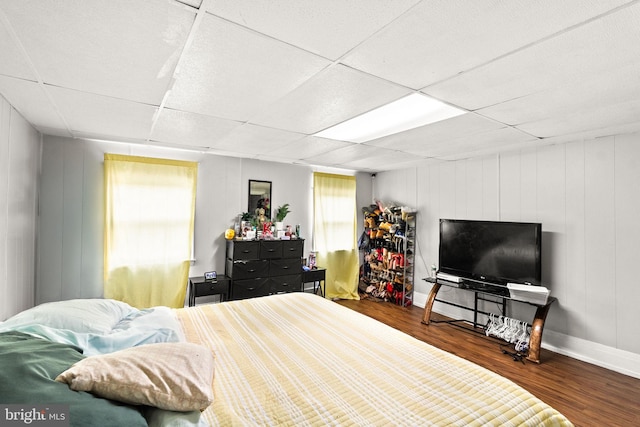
[314,93,465,142]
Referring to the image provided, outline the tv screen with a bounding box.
[439,219,542,287]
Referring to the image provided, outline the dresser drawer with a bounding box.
[282,239,304,258]
[259,240,283,259]
[270,258,301,276]
[228,240,260,260]
[270,274,301,294]
[188,276,231,306]
[230,259,269,279]
[194,280,229,298]
[232,277,270,300]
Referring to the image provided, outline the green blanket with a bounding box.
[0,331,147,427]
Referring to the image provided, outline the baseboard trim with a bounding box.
[541,330,640,379]
[413,291,640,379]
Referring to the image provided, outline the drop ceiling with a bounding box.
[1,0,639,172]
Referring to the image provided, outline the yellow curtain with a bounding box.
[313,172,359,300]
[104,154,197,308]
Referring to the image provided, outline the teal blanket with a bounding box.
[0,332,147,427]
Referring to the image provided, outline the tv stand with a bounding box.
[421,278,556,363]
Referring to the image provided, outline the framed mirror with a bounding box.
[248,180,272,219]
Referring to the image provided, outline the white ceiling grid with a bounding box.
[0,0,639,172]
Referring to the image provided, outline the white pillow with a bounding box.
[56,342,214,412]
[0,299,135,334]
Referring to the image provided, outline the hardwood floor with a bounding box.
[336,297,640,427]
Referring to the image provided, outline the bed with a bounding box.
[0,292,573,426]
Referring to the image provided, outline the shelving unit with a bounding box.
[359,205,415,307]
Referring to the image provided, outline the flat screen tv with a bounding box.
[438,219,542,288]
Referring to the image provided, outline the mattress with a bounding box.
[175,292,572,426]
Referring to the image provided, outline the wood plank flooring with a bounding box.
[335,297,640,427]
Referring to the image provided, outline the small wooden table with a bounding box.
[302,268,326,297]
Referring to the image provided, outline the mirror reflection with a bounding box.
[248,180,271,219]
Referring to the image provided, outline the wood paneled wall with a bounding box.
[0,95,40,320]
[36,136,323,305]
[374,134,640,373]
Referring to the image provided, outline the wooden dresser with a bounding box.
[225,239,304,300]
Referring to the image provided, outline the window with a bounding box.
[313,172,359,299]
[314,177,357,252]
[104,154,197,308]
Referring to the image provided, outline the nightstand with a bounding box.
[302,267,326,297]
[188,275,231,307]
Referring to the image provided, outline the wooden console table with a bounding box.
[421,279,556,363]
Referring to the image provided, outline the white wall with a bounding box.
[374,134,640,378]
[36,135,353,304]
[0,95,40,320]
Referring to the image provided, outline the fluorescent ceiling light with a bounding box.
[314,93,466,143]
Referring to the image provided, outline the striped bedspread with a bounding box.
[175,292,572,426]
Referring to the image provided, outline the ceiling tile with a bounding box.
[1,0,639,171]
[426,2,640,111]
[537,121,640,146]
[47,86,156,141]
[269,136,354,160]
[338,149,425,171]
[210,124,306,155]
[367,113,502,152]
[516,99,640,138]
[0,76,67,131]
[477,63,640,127]
[0,0,195,105]
[176,0,202,8]
[308,143,389,166]
[166,13,330,121]
[140,139,209,152]
[206,0,420,60]
[206,147,257,159]
[0,17,37,81]
[250,64,411,134]
[437,139,540,161]
[151,108,243,148]
[70,132,151,147]
[342,0,633,89]
[426,127,538,159]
